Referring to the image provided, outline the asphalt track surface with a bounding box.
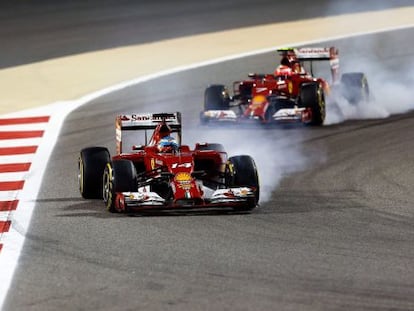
[0,0,412,69]
[2,1,414,310]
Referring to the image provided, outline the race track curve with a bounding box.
[2,1,414,310]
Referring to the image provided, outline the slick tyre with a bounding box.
[300,82,326,126]
[103,159,137,213]
[340,72,369,105]
[226,155,260,211]
[78,147,110,199]
[204,84,230,110]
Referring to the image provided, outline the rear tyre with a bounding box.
[78,147,110,199]
[340,72,369,105]
[103,159,137,213]
[299,82,326,126]
[226,155,260,211]
[204,84,230,110]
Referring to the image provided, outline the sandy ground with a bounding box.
[1,7,413,115]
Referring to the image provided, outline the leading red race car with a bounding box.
[78,112,259,213]
[200,47,369,126]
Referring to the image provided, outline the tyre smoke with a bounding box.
[325,64,414,125]
[184,127,316,203]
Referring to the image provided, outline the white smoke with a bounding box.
[322,37,414,124]
[149,27,414,205]
[184,126,319,203]
[184,46,414,203]
[322,0,414,123]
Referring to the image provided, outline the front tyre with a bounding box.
[78,147,110,199]
[299,82,326,126]
[226,155,260,211]
[204,84,230,110]
[103,159,137,213]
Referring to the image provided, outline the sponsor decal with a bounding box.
[288,81,293,93]
[172,162,191,168]
[297,47,329,54]
[175,172,191,182]
[240,188,249,196]
[251,95,267,110]
[175,172,192,190]
[255,87,268,93]
[130,114,177,121]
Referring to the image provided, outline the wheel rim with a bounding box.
[103,164,113,210]
[78,157,84,194]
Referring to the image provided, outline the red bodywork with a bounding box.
[236,48,337,122]
[201,47,339,125]
[112,144,227,211]
[106,113,257,212]
[237,75,328,123]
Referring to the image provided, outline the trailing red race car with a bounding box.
[200,47,370,126]
[78,112,259,213]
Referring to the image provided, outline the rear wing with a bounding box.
[277,47,340,83]
[115,112,182,154]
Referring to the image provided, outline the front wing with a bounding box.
[201,110,238,123]
[116,186,256,211]
[272,107,310,123]
[201,108,311,124]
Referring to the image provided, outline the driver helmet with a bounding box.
[158,137,179,153]
[280,56,292,67]
[158,124,178,152]
[274,65,293,79]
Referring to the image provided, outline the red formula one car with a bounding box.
[200,47,369,126]
[78,112,259,213]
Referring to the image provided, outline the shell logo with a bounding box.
[175,172,192,182]
[251,95,267,109]
[175,172,192,190]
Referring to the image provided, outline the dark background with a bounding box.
[0,0,413,68]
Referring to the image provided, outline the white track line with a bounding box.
[0,172,27,182]
[0,138,42,148]
[0,154,36,164]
